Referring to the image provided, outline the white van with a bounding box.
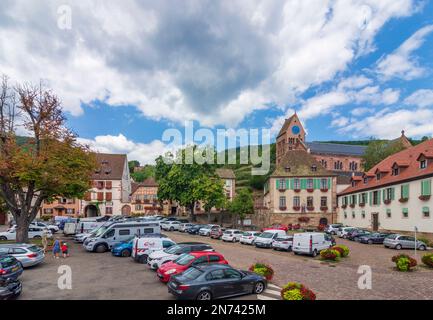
[254,229,287,248]
[83,221,161,253]
[292,232,333,257]
[132,236,176,264]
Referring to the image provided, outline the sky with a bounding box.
[1,0,433,164]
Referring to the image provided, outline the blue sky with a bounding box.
[1,0,433,163]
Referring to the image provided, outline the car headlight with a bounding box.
[166,269,177,275]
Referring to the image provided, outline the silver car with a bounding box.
[272,236,294,251]
[0,244,45,267]
[383,234,427,250]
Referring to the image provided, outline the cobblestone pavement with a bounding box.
[167,231,433,300]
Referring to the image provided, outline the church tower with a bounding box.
[275,113,307,165]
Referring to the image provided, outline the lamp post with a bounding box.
[414,226,418,258]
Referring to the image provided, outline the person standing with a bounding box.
[52,239,61,259]
[41,229,49,253]
[61,242,69,258]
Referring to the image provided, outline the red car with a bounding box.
[261,224,288,232]
[157,251,228,283]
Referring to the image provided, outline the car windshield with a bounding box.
[164,245,182,254]
[181,267,203,280]
[174,254,196,266]
[259,232,275,239]
[92,226,109,238]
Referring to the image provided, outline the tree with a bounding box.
[194,175,226,223]
[0,75,96,242]
[131,165,155,182]
[362,140,405,171]
[228,188,253,227]
[128,160,140,174]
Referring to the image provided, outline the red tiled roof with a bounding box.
[91,153,127,180]
[131,178,158,195]
[340,138,433,195]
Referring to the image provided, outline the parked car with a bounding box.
[239,231,262,245]
[292,232,333,257]
[221,229,243,242]
[177,219,190,223]
[0,226,52,241]
[161,221,181,231]
[0,255,23,280]
[167,264,266,300]
[0,244,45,268]
[147,242,214,270]
[254,230,287,248]
[30,221,59,234]
[262,224,288,232]
[359,233,391,245]
[347,229,371,241]
[199,225,220,236]
[272,235,294,251]
[210,227,226,239]
[179,223,194,233]
[337,227,356,239]
[0,277,22,300]
[324,223,344,235]
[187,224,203,235]
[383,234,427,250]
[157,251,228,283]
[111,236,135,257]
[132,235,175,263]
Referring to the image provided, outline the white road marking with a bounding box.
[257,295,277,300]
[264,289,281,296]
[267,283,281,289]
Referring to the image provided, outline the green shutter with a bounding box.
[276,179,279,189]
[402,184,409,199]
[422,180,431,196]
[314,179,320,189]
[358,194,362,203]
[383,189,386,201]
[369,192,373,206]
[378,191,381,205]
[285,179,289,189]
[328,177,331,189]
[391,187,395,200]
[422,206,429,213]
[300,178,307,189]
[365,192,368,203]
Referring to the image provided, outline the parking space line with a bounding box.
[267,283,281,289]
[257,295,277,300]
[264,289,281,296]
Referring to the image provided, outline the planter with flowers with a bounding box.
[292,206,300,211]
[280,282,316,300]
[398,197,408,203]
[320,206,328,211]
[341,204,347,209]
[320,248,341,261]
[307,206,315,211]
[349,203,355,208]
[419,195,431,201]
[320,188,328,192]
[294,188,301,193]
[421,253,433,268]
[306,188,314,193]
[249,263,274,280]
[383,199,391,205]
[392,254,417,272]
[359,202,365,207]
[331,244,350,257]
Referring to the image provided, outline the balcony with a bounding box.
[306,206,315,211]
[320,188,328,192]
[306,188,314,193]
[279,206,287,211]
[292,206,300,211]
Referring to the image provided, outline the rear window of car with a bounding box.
[387,234,398,240]
[0,256,17,268]
[242,232,251,236]
[181,267,203,280]
[223,231,232,234]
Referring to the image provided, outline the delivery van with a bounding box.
[292,232,333,257]
[132,235,176,264]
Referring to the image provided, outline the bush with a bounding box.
[392,254,417,272]
[320,249,341,261]
[40,215,52,221]
[417,237,432,247]
[280,282,316,301]
[332,244,350,257]
[421,253,433,268]
[249,263,274,280]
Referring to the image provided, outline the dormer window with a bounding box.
[311,165,317,172]
[376,173,381,180]
[420,159,427,169]
[284,166,291,173]
[392,167,399,176]
[351,181,356,187]
[363,177,368,184]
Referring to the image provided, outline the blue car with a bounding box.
[111,237,134,257]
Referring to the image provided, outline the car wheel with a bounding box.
[138,254,148,264]
[95,244,107,253]
[196,290,212,301]
[33,235,42,239]
[368,240,373,245]
[419,245,426,251]
[253,281,265,294]
[121,249,131,257]
[395,244,402,250]
[232,238,236,243]
[0,236,7,240]
[170,227,174,231]
[312,249,318,257]
[288,246,292,252]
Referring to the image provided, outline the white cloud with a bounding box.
[404,89,433,108]
[376,24,433,80]
[351,107,373,117]
[0,0,417,127]
[337,75,373,90]
[331,116,350,127]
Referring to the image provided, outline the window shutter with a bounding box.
[289,178,294,189]
[383,189,386,201]
[105,192,112,201]
[300,178,306,189]
[354,195,357,204]
[378,191,381,205]
[369,192,373,206]
[276,179,280,189]
[391,187,395,200]
[422,180,431,196]
[286,179,290,189]
[106,181,112,189]
[365,192,368,203]
[328,177,331,189]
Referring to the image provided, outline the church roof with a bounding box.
[277,114,297,138]
[306,142,367,156]
[271,150,336,177]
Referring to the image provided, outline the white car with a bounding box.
[0,226,53,241]
[221,229,243,242]
[30,221,59,233]
[198,224,220,236]
[161,221,181,231]
[337,227,356,239]
[178,223,194,232]
[325,224,344,235]
[254,230,287,248]
[272,235,294,251]
[239,231,262,245]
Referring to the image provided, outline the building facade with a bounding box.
[337,139,433,240]
[130,178,163,215]
[40,198,80,217]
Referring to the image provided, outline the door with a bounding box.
[372,213,379,231]
[103,229,116,247]
[403,236,416,249]
[206,269,228,298]
[118,229,131,242]
[222,268,244,295]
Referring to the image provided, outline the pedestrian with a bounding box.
[41,228,49,253]
[61,242,69,258]
[52,239,61,259]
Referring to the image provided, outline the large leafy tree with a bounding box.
[194,175,226,223]
[362,139,406,171]
[0,75,96,242]
[131,165,155,182]
[228,188,253,227]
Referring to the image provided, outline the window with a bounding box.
[97,192,104,201]
[344,212,347,219]
[311,165,317,172]
[363,177,368,184]
[224,269,242,280]
[423,207,430,218]
[307,196,313,207]
[361,211,366,219]
[392,167,399,176]
[420,159,427,169]
[207,270,225,281]
[119,229,130,236]
[135,205,142,211]
[421,180,431,196]
[386,209,391,218]
[44,209,53,214]
[209,255,221,263]
[278,178,286,190]
[163,241,174,248]
[104,229,115,238]
[402,208,409,218]
[349,161,358,171]
[320,178,328,189]
[373,191,379,205]
[307,179,313,189]
[105,207,113,215]
[360,193,367,204]
[279,196,286,208]
[293,196,300,207]
[96,181,104,189]
[294,179,300,189]
[66,208,75,214]
[352,212,355,218]
[320,197,327,207]
[342,196,347,206]
[284,166,291,173]
[376,173,381,180]
[320,159,327,168]
[105,192,112,201]
[192,256,208,266]
[350,194,357,205]
[334,161,343,170]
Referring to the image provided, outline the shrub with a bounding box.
[421,253,433,268]
[40,215,52,221]
[280,282,316,301]
[332,244,350,257]
[417,237,432,247]
[320,249,341,261]
[249,263,274,280]
[392,254,417,272]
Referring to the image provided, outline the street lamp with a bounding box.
[414,226,418,258]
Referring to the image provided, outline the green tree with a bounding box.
[131,165,155,182]
[362,140,405,171]
[194,175,226,223]
[228,188,254,227]
[128,160,140,174]
[0,75,96,242]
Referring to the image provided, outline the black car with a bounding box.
[347,229,371,241]
[168,264,266,300]
[0,255,23,280]
[359,233,391,244]
[0,278,22,300]
[187,225,202,235]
